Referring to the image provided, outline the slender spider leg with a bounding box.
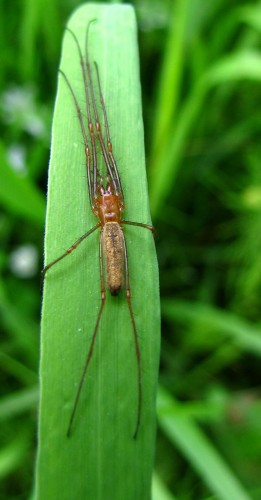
[94,61,124,203]
[67,229,106,437]
[42,223,100,278]
[59,68,94,209]
[85,26,120,198]
[121,220,156,234]
[64,28,98,209]
[121,230,142,439]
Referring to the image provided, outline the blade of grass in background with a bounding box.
[157,387,251,500]
[0,280,39,364]
[19,0,60,81]
[149,0,261,217]
[0,386,38,421]
[0,436,29,480]
[151,0,190,156]
[36,4,160,500]
[0,142,45,226]
[152,471,176,500]
[162,299,261,355]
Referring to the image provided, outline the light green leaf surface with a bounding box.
[36,4,160,500]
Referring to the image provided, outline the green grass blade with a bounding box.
[36,4,160,500]
[0,386,38,421]
[152,471,177,500]
[151,0,190,155]
[0,436,29,480]
[149,47,261,217]
[0,142,45,225]
[162,299,261,355]
[157,387,251,500]
[0,280,38,364]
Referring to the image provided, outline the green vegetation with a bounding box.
[36,4,160,499]
[1,0,261,498]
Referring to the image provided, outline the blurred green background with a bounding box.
[1,0,261,498]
